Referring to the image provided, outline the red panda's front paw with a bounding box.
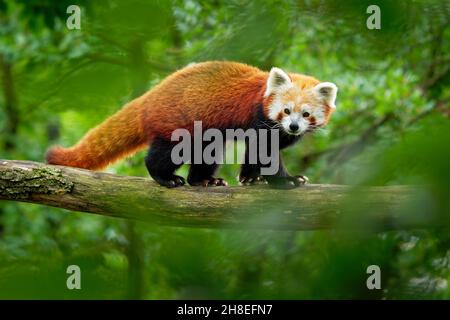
[155,175,186,188]
[289,175,309,186]
[267,175,309,189]
[189,177,228,187]
[239,175,267,185]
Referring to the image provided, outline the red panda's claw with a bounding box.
[201,177,228,187]
[158,175,185,188]
[267,175,308,189]
[216,178,228,187]
[291,175,308,186]
[239,176,267,185]
[173,176,186,186]
[192,177,228,187]
[210,178,228,186]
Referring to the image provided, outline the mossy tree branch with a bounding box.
[0,160,445,230]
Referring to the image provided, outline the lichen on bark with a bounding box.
[0,164,73,199]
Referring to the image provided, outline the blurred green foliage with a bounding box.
[0,0,449,299]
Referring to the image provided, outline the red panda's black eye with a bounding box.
[284,108,291,115]
[303,112,310,117]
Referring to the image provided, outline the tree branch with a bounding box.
[0,160,445,231]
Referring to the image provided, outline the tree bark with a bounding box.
[0,160,445,231]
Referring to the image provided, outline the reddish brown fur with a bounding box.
[322,104,333,123]
[276,112,284,121]
[46,96,149,170]
[46,61,324,170]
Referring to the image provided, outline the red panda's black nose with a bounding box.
[289,123,299,132]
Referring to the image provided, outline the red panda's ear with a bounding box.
[264,67,292,97]
[314,82,338,108]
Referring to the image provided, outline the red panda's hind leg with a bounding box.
[145,139,185,188]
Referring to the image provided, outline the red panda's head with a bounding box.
[263,67,338,136]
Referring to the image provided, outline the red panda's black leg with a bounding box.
[239,162,267,185]
[238,136,268,185]
[187,163,228,187]
[263,155,307,188]
[239,134,307,188]
[239,139,267,184]
[145,138,185,188]
[187,140,227,187]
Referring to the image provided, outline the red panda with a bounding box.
[46,61,338,188]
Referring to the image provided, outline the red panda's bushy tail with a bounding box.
[46,99,149,170]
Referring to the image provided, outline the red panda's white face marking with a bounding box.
[264,67,338,136]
